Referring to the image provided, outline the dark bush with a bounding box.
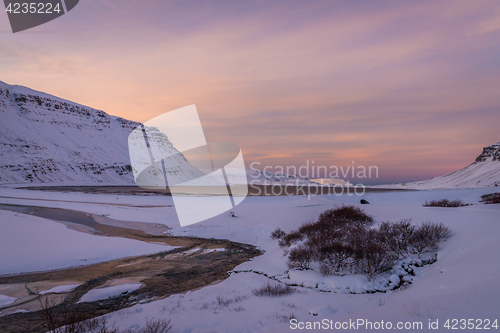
[480,192,500,204]
[409,222,452,254]
[37,295,172,333]
[140,318,173,333]
[317,205,373,226]
[377,220,415,258]
[298,222,346,240]
[253,282,295,297]
[273,206,452,280]
[288,246,313,269]
[355,242,397,280]
[293,206,373,241]
[278,231,303,247]
[270,228,286,240]
[317,241,355,274]
[429,222,452,241]
[423,199,470,207]
[409,225,435,254]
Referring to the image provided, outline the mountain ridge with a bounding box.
[0,81,311,187]
[0,80,182,185]
[379,142,500,189]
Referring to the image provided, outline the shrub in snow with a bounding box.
[140,318,173,333]
[278,231,304,248]
[252,282,295,297]
[377,220,415,258]
[274,312,297,322]
[317,205,373,226]
[318,240,356,274]
[480,192,500,204]
[216,295,247,307]
[53,317,173,333]
[37,294,173,333]
[423,199,470,207]
[270,228,286,240]
[409,222,452,254]
[274,206,452,281]
[278,206,373,248]
[355,239,398,280]
[288,246,313,269]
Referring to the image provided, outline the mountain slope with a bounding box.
[211,168,317,186]
[382,142,500,189]
[0,81,207,185]
[0,81,309,187]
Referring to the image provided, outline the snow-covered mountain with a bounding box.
[215,168,317,186]
[247,169,316,185]
[0,81,314,187]
[0,80,208,185]
[381,142,500,189]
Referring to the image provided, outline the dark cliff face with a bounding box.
[475,143,500,162]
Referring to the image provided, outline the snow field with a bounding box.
[1,187,499,331]
[98,188,500,332]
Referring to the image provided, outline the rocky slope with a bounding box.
[0,80,200,185]
[475,143,500,162]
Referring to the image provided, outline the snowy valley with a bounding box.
[0,82,499,332]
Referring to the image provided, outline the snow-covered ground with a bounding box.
[0,186,499,332]
[39,285,80,295]
[78,283,143,303]
[0,295,17,307]
[110,189,500,332]
[0,209,177,276]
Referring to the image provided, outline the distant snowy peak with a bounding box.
[475,142,500,162]
[246,169,315,185]
[205,168,315,186]
[380,142,500,190]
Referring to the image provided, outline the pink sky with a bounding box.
[1,0,499,184]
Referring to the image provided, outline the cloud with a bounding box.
[0,0,499,183]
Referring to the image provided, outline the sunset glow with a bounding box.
[1,0,499,184]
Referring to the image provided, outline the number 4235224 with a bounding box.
[5,3,62,14]
[444,319,498,330]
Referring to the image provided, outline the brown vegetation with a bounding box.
[272,206,452,280]
[480,192,500,204]
[423,199,470,207]
[252,282,295,297]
